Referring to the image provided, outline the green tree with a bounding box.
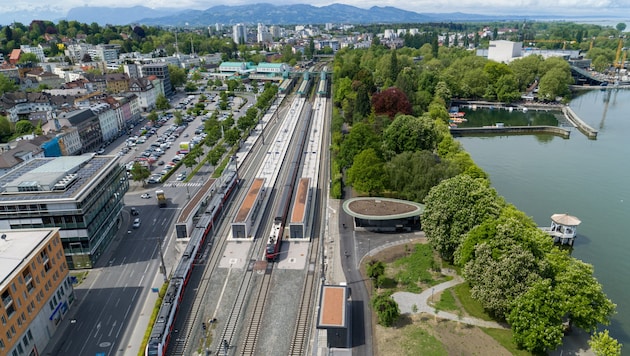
[146,110,158,124]
[509,55,543,90]
[508,279,565,353]
[168,64,186,88]
[130,162,151,185]
[184,81,198,92]
[155,94,170,110]
[17,52,38,64]
[0,74,18,94]
[346,148,386,195]
[173,111,183,126]
[616,23,626,33]
[382,114,438,156]
[538,67,573,101]
[592,55,610,72]
[366,260,385,281]
[337,122,380,169]
[224,127,241,145]
[389,50,398,82]
[0,116,12,141]
[371,293,400,327]
[385,150,460,203]
[464,242,542,320]
[354,84,371,118]
[589,330,622,356]
[422,174,504,262]
[15,120,34,135]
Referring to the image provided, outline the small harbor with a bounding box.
[448,100,598,139]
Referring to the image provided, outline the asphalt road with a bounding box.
[43,91,255,356]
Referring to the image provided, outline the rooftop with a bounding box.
[342,197,424,220]
[0,229,58,287]
[0,154,119,203]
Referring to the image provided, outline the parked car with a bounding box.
[157,160,165,166]
[132,218,141,228]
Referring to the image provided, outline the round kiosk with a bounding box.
[342,197,424,232]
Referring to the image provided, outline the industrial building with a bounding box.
[0,155,128,269]
[0,228,74,356]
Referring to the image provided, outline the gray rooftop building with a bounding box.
[0,154,128,269]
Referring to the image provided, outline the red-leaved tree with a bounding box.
[371,87,412,120]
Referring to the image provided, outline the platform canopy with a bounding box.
[551,213,581,226]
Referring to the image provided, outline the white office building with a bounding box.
[233,23,247,44]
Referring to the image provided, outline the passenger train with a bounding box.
[145,166,239,356]
[265,105,312,261]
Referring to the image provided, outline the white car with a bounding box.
[140,193,151,199]
[132,218,141,228]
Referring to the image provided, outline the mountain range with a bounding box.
[0,3,589,27]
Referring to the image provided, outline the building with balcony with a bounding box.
[0,228,74,356]
[0,155,128,269]
[140,63,173,97]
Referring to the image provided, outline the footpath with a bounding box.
[392,271,594,356]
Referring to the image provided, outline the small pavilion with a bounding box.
[543,213,581,246]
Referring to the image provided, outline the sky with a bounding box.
[3,0,630,21]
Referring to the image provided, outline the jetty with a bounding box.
[540,213,581,246]
[562,106,598,139]
[449,125,570,138]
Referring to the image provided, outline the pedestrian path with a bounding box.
[391,271,508,329]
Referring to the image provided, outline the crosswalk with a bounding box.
[168,181,204,188]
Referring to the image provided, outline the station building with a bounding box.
[317,284,351,349]
[0,155,128,269]
[0,228,75,356]
[342,197,424,232]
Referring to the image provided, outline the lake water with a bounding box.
[457,89,630,346]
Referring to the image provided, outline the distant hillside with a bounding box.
[65,6,185,26]
[2,3,613,27]
[64,3,522,26]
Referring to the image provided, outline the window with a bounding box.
[1,314,6,325]
[5,305,15,319]
[22,335,29,346]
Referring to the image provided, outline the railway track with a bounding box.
[290,95,329,355]
[239,264,273,355]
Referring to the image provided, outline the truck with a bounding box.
[179,141,194,154]
[156,190,167,208]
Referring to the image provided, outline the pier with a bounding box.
[562,106,598,139]
[449,125,570,138]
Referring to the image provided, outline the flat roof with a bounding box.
[318,285,347,328]
[177,178,216,224]
[234,178,264,223]
[0,229,57,287]
[342,197,424,221]
[290,178,310,224]
[0,155,118,203]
